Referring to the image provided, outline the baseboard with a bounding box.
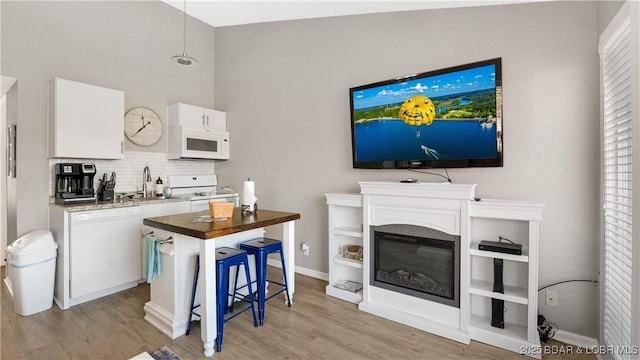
[266,259,329,281]
[295,266,329,281]
[553,330,598,349]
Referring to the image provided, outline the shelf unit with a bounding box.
[467,199,544,359]
[325,193,363,303]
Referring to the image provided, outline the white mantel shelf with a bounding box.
[359,181,477,200]
[326,181,545,359]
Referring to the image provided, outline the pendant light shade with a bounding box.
[172,0,197,66]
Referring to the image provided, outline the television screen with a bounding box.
[350,58,502,169]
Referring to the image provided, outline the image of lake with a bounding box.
[354,119,498,162]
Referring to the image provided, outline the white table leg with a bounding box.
[200,240,216,357]
[282,220,295,303]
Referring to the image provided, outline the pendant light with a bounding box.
[171,0,198,66]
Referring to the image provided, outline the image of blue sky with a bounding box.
[352,64,496,110]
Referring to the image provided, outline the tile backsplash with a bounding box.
[49,151,216,196]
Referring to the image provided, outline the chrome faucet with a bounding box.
[142,166,152,198]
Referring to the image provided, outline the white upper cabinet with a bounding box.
[48,78,124,159]
[168,102,226,131]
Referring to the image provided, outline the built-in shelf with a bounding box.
[469,313,540,359]
[469,279,528,305]
[333,254,363,269]
[334,226,362,238]
[325,193,364,304]
[469,199,543,358]
[469,243,529,262]
[469,314,528,342]
[326,285,363,303]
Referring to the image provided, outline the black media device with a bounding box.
[491,299,505,329]
[491,258,505,329]
[479,240,522,255]
[493,258,504,293]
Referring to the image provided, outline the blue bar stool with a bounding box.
[238,237,291,326]
[185,248,258,352]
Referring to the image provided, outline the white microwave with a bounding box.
[167,126,229,160]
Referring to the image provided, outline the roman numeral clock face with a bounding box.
[124,106,163,147]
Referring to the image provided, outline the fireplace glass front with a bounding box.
[372,225,460,308]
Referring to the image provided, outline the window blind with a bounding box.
[601,12,632,360]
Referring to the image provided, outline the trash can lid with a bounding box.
[6,229,58,255]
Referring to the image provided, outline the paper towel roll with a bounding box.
[242,180,257,210]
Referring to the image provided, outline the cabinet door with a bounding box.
[70,213,140,299]
[48,78,124,159]
[168,102,206,128]
[168,102,227,130]
[204,108,226,131]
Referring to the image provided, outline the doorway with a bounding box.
[1,75,17,263]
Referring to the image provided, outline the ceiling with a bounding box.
[161,0,551,28]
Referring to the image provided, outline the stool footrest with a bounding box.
[264,288,289,302]
[224,299,255,323]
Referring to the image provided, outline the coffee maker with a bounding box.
[55,163,97,204]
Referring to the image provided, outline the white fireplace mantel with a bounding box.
[351,181,544,358]
[359,181,476,343]
[360,181,477,200]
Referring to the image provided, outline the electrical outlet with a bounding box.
[301,242,310,256]
[546,290,558,307]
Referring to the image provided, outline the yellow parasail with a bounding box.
[399,95,436,126]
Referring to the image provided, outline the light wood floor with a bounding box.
[1,267,593,360]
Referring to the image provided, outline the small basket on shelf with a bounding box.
[209,200,234,220]
[342,244,363,261]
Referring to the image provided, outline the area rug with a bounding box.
[149,346,183,360]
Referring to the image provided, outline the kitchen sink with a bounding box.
[117,194,186,204]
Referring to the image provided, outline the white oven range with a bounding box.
[168,174,239,212]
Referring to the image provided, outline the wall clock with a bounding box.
[124,106,163,147]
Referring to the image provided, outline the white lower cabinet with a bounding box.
[50,205,141,310]
[49,201,191,310]
[325,193,363,303]
[69,208,141,298]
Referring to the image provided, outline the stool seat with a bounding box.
[215,246,246,261]
[239,237,291,326]
[186,247,258,353]
[240,237,283,250]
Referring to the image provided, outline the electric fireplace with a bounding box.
[371,224,460,308]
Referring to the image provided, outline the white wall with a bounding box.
[1,1,216,237]
[597,0,625,35]
[214,2,600,338]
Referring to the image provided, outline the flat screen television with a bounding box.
[350,58,502,169]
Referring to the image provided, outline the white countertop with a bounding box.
[49,196,189,212]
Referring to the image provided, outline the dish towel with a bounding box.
[143,234,161,283]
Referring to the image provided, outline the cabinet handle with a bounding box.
[202,114,206,126]
[206,115,209,126]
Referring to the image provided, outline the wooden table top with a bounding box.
[143,208,301,240]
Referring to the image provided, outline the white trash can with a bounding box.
[6,229,58,316]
